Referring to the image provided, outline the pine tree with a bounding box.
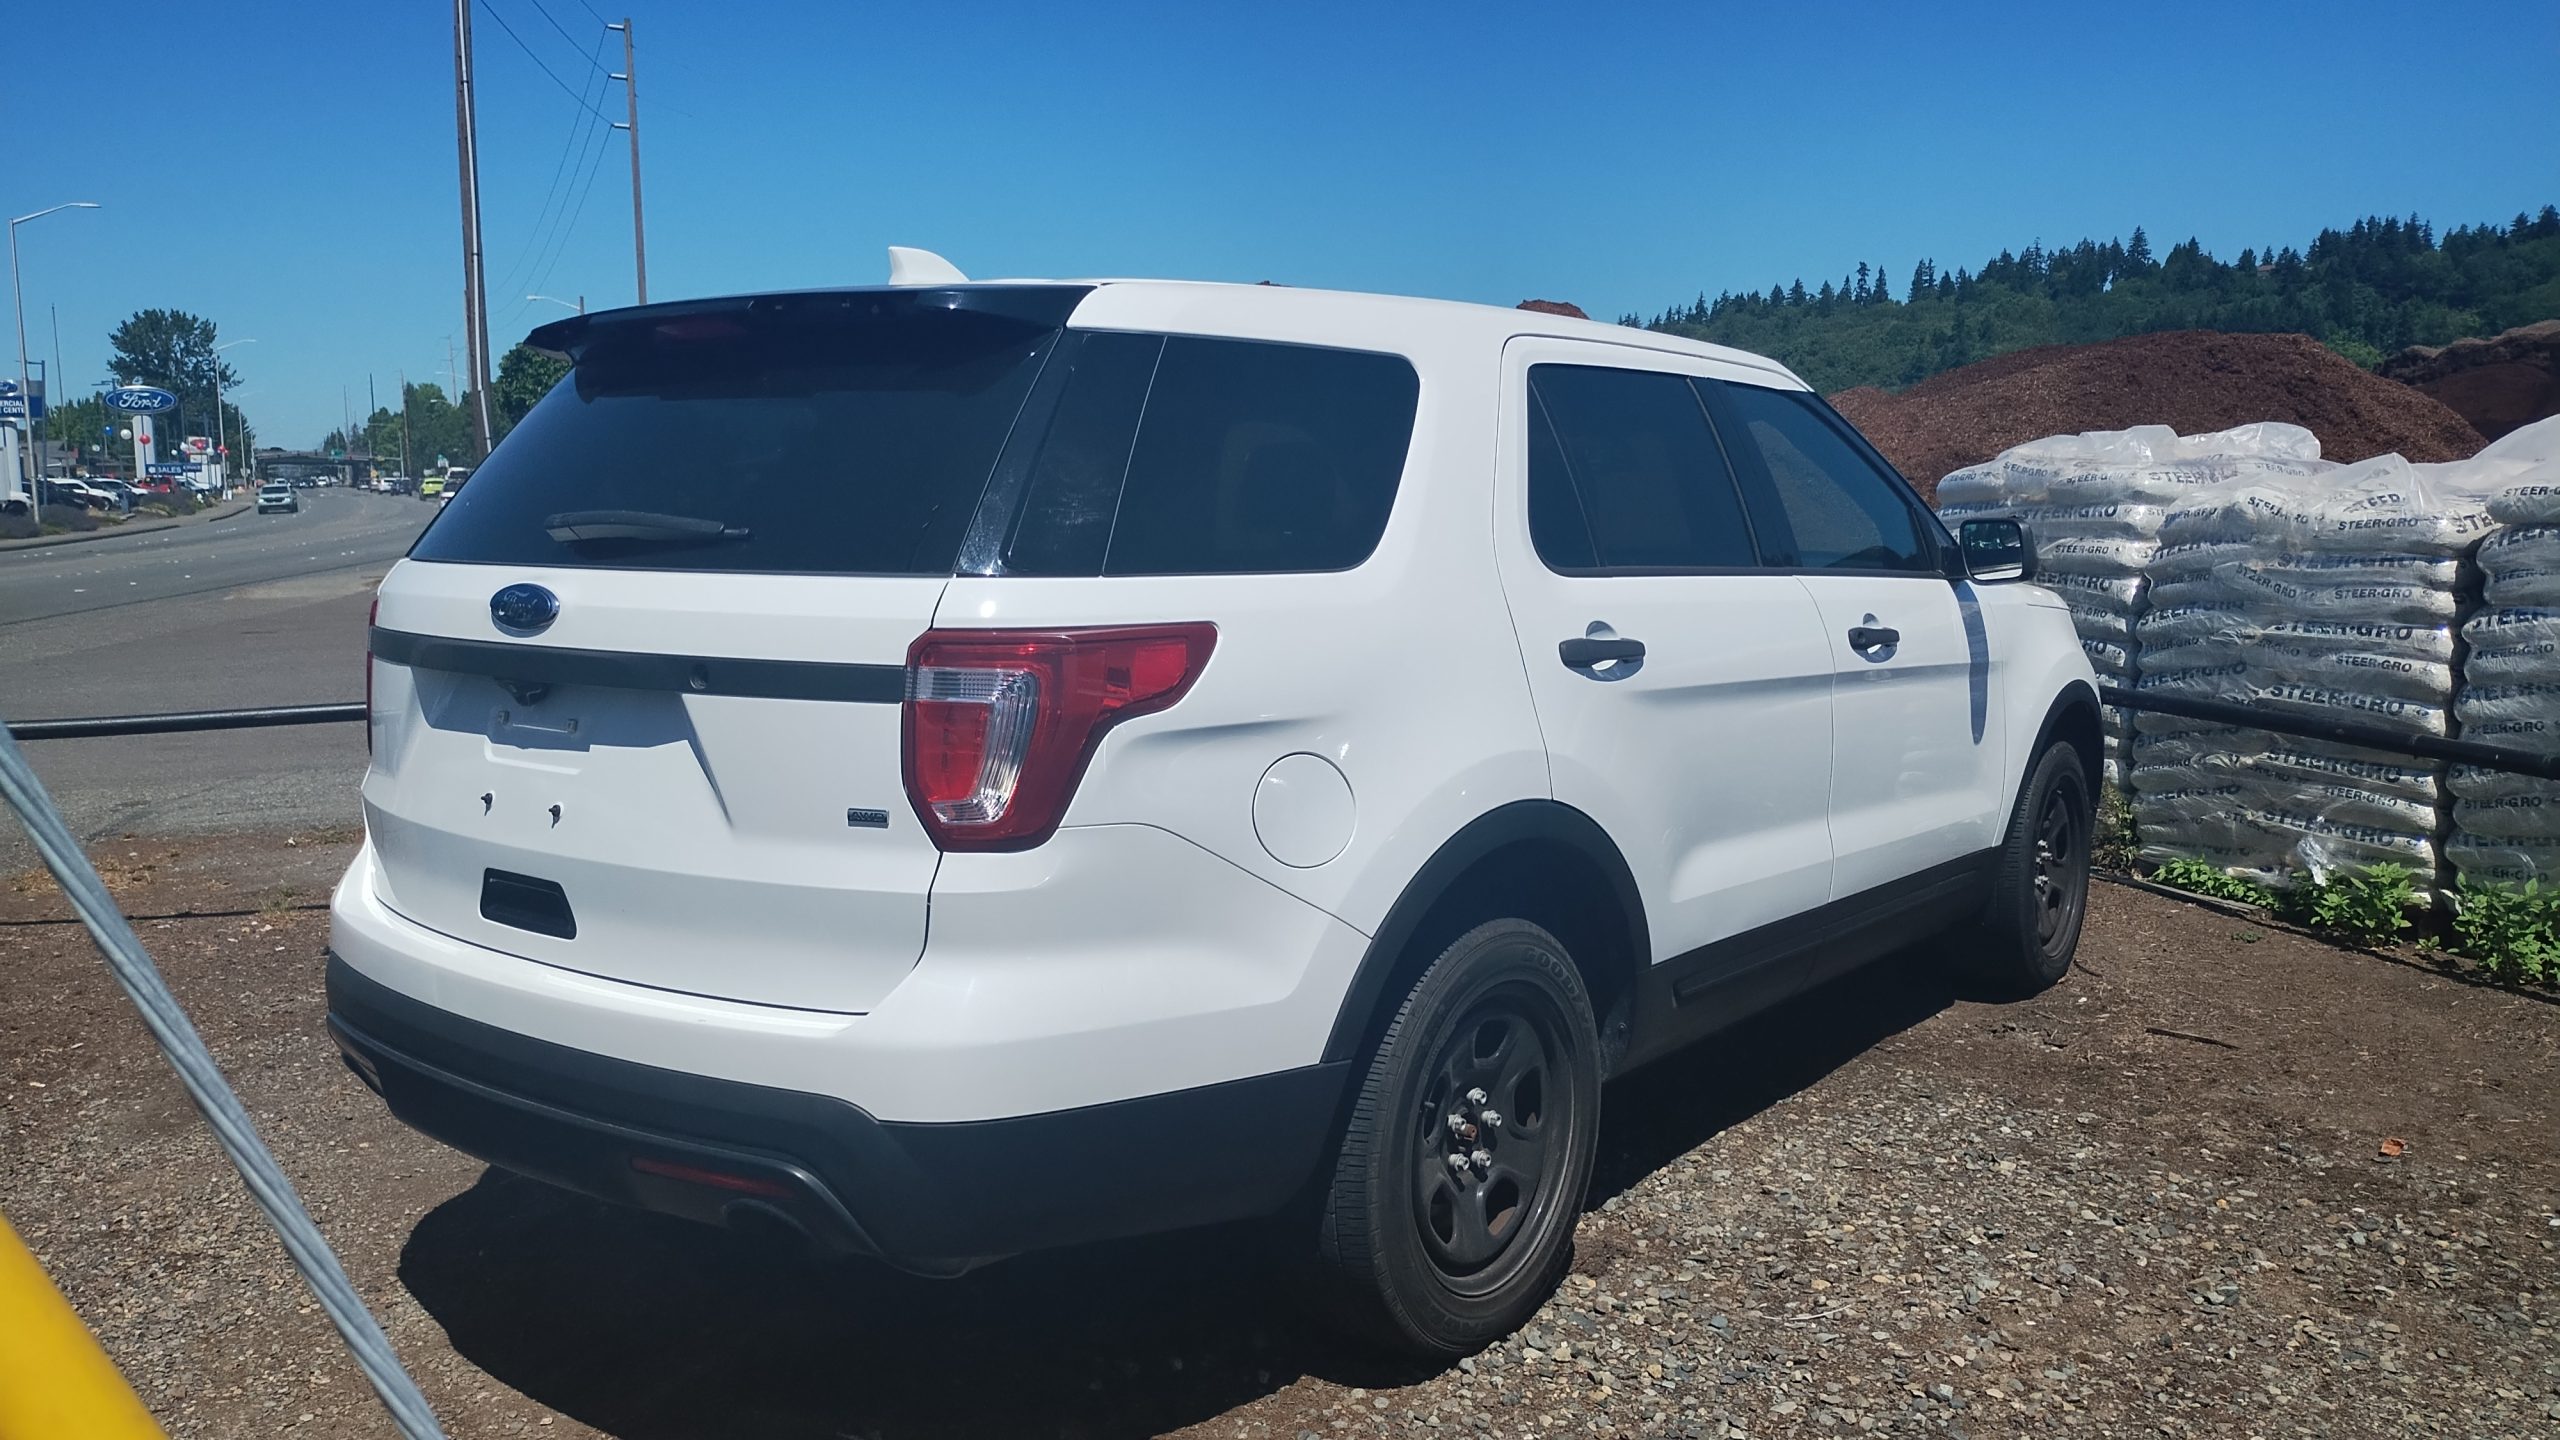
[1788,279,1808,306]
[2125,226,2154,270]
[1853,262,1871,303]
[1937,271,1956,300]
[1871,262,1893,302]
[2236,247,2257,272]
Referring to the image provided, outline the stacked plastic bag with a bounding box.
[2449,418,2560,888]
[2125,446,2509,890]
[1934,424,2327,786]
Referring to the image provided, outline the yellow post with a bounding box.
[0,1210,163,1438]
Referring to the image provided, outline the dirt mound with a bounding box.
[1517,299,1590,319]
[2379,319,2560,441]
[1833,331,2485,496]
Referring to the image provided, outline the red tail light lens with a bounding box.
[903,624,1217,851]
[364,594,379,756]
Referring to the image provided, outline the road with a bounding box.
[1,488,434,852]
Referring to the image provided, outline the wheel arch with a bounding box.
[1320,800,1651,1078]
[2027,678,2105,804]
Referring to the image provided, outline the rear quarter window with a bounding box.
[1004,335,1420,576]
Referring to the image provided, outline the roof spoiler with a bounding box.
[523,281,1089,361]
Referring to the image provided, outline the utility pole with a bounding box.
[399,369,412,484]
[49,304,64,472]
[452,0,495,461]
[608,19,648,304]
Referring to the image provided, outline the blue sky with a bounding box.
[10,0,2556,446]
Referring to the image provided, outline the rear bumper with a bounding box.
[328,955,1349,1268]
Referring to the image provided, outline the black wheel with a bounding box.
[1954,739,2092,993]
[1313,919,1600,1357]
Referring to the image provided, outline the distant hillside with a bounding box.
[1630,206,2560,395]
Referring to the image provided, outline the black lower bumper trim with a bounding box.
[325,955,1348,1268]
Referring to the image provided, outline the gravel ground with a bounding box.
[2,831,2554,1439]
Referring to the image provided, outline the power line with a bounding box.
[567,0,609,23]
[517,102,617,325]
[522,0,608,70]
[489,26,613,308]
[474,0,613,122]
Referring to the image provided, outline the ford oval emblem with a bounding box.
[490,583,559,635]
[104,385,180,416]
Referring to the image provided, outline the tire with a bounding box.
[1313,918,1601,1357]
[1953,739,2093,994]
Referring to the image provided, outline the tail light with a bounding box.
[364,594,379,755]
[903,624,1217,851]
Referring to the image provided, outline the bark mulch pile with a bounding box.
[1835,331,2487,498]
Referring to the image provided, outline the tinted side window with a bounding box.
[1528,364,1757,570]
[1525,400,1595,570]
[1095,337,1419,575]
[1707,382,1936,572]
[1002,332,1164,577]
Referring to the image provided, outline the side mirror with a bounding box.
[1957,517,2037,583]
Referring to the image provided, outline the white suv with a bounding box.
[328,267,2098,1354]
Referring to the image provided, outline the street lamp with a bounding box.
[11,201,101,525]
[526,294,584,314]
[213,338,257,496]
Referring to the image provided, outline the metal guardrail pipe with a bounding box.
[2097,684,2560,782]
[7,704,367,742]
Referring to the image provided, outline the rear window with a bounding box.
[411,303,1061,574]
[1002,335,1420,576]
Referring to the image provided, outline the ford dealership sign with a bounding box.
[105,386,179,415]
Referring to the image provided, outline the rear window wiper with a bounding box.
[542,509,753,544]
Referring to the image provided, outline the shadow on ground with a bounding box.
[397,949,1965,1439]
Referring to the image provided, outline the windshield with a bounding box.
[410,301,1066,575]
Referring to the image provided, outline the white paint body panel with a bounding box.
[1799,573,2006,898]
[1490,336,1837,957]
[366,563,942,1014]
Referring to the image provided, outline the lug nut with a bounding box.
[1446,1112,1468,1135]
[1466,1087,1489,1106]
[1480,1108,1503,1129]
[1469,1148,1492,1169]
[1446,1154,1471,1173]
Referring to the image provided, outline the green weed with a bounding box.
[2452,880,2560,989]
[2151,856,2278,909]
[2288,864,2417,948]
[2094,783,2139,871]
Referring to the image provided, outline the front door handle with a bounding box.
[1846,625,1901,652]
[1559,635,1646,670]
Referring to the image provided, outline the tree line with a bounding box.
[320,344,566,471]
[1626,205,2560,393]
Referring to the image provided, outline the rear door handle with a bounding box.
[1559,636,1646,669]
[1846,625,1901,652]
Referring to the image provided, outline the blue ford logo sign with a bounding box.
[490,584,560,635]
[104,386,180,416]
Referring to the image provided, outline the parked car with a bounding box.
[37,479,97,510]
[257,483,300,515]
[329,268,2099,1355]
